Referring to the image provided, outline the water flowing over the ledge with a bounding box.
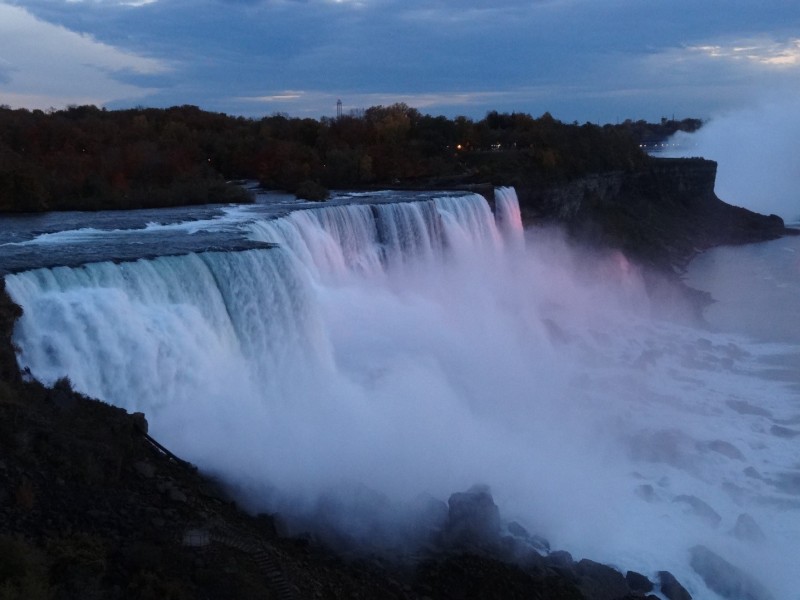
[5,188,799,598]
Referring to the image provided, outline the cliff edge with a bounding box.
[515,157,791,272]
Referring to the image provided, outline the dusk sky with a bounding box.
[1,0,799,123]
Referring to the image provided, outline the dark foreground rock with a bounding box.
[625,570,654,593]
[658,570,693,600]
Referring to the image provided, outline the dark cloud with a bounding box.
[4,0,800,121]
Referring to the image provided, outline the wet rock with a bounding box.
[658,570,692,600]
[630,429,698,471]
[626,570,654,592]
[701,440,744,460]
[690,544,774,600]
[547,550,574,568]
[730,513,766,543]
[506,521,529,538]
[505,521,550,554]
[575,559,629,600]
[743,466,763,480]
[772,471,800,495]
[443,484,501,547]
[726,400,771,417]
[673,494,722,528]
[769,425,799,439]
[722,480,748,504]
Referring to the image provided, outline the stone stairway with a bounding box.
[203,523,296,600]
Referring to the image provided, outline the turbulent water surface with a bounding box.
[3,188,799,599]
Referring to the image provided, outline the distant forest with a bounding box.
[0,103,702,211]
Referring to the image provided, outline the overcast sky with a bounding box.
[1,0,799,123]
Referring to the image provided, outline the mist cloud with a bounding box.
[666,95,800,221]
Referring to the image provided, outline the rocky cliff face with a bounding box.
[0,280,21,383]
[515,157,790,271]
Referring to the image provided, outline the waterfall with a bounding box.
[495,186,525,252]
[5,191,520,414]
[5,186,798,597]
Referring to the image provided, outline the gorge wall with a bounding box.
[514,157,790,271]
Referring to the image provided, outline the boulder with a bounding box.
[701,440,744,460]
[689,545,774,600]
[658,570,692,600]
[672,494,722,528]
[547,550,575,568]
[626,570,654,592]
[575,559,629,600]
[769,425,800,439]
[730,513,766,543]
[132,412,149,435]
[635,484,658,502]
[443,484,501,547]
[506,521,550,554]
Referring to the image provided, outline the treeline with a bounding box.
[620,117,704,149]
[0,103,701,211]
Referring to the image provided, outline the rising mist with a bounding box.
[666,97,800,222]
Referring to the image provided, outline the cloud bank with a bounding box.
[3,0,800,122]
[0,2,169,109]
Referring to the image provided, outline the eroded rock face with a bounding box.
[689,545,775,600]
[0,284,22,383]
